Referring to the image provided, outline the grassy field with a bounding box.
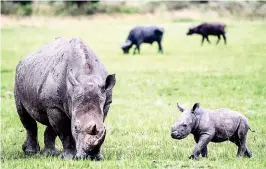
[1,16,266,168]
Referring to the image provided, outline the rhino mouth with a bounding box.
[75,129,106,159]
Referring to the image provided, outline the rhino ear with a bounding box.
[105,74,116,91]
[68,71,79,87]
[192,103,200,113]
[177,103,184,112]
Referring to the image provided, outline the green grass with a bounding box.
[1,17,266,169]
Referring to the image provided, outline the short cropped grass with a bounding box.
[1,16,266,169]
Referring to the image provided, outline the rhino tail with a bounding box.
[249,127,255,133]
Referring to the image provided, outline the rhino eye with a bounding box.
[74,125,81,133]
[183,123,187,128]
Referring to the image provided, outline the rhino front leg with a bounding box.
[194,136,208,158]
[47,108,76,159]
[89,149,103,161]
[190,134,212,160]
[43,126,58,156]
[201,146,208,157]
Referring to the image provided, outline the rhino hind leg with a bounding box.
[15,100,40,154]
[244,147,252,158]
[47,108,76,159]
[43,126,58,156]
[234,121,249,158]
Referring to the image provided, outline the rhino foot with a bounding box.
[89,153,103,161]
[189,155,199,160]
[22,140,40,154]
[244,148,252,158]
[43,147,58,156]
[59,149,75,159]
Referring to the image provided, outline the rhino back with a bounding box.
[210,108,245,141]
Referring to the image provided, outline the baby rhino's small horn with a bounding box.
[177,103,184,112]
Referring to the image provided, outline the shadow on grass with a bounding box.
[1,150,61,160]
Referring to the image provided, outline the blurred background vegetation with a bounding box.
[1,1,266,19]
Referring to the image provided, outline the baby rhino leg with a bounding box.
[190,135,212,160]
[194,136,208,158]
[244,147,252,158]
[232,120,251,158]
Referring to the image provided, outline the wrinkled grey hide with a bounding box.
[14,37,116,160]
[171,103,252,160]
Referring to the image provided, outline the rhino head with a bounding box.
[171,103,200,139]
[67,71,116,159]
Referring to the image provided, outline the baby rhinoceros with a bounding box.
[171,103,253,160]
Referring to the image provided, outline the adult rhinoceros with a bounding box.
[14,37,116,160]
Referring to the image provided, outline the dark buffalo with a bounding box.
[121,26,164,54]
[14,37,116,160]
[187,23,226,45]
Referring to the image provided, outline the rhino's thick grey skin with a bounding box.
[14,37,116,160]
[171,103,252,160]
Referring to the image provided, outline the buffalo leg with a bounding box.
[43,126,58,155]
[133,46,137,55]
[216,35,221,45]
[222,33,227,44]
[157,41,163,53]
[201,36,205,46]
[15,99,40,154]
[133,44,140,55]
[136,44,140,54]
[206,36,211,44]
[47,108,76,159]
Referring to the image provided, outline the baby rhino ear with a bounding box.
[105,74,116,91]
[192,103,200,113]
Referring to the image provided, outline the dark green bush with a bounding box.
[1,1,265,18]
[1,1,19,15]
[1,1,32,16]
[17,3,32,16]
